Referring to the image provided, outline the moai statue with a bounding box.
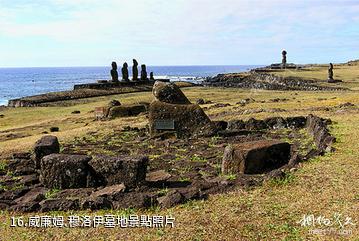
[282,50,287,69]
[140,64,148,81]
[132,59,139,81]
[121,62,129,81]
[110,61,119,82]
[328,63,334,82]
[150,72,155,80]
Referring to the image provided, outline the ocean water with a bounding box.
[0,65,260,106]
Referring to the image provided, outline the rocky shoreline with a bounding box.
[204,71,348,91]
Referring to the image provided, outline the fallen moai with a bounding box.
[222,140,291,175]
[149,81,217,138]
[95,100,148,120]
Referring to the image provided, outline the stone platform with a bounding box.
[73,80,169,90]
[8,79,171,107]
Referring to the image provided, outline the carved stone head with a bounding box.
[111,61,117,70]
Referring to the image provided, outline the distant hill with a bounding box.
[347,59,359,65]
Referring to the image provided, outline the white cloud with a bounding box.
[0,0,358,66]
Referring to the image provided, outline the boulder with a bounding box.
[212,121,228,131]
[33,135,60,168]
[157,190,184,208]
[112,193,156,209]
[11,159,36,176]
[222,140,291,175]
[11,187,47,212]
[196,98,205,104]
[0,202,10,210]
[244,118,267,130]
[40,198,80,212]
[306,115,336,152]
[149,100,216,138]
[54,188,95,199]
[263,116,307,129]
[227,120,246,131]
[90,184,126,199]
[146,170,172,183]
[89,155,148,188]
[50,127,59,132]
[10,201,41,212]
[178,186,207,201]
[19,174,39,186]
[40,154,93,189]
[0,187,30,201]
[81,197,112,210]
[108,99,121,107]
[107,104,147,119]
[152,81,191,104]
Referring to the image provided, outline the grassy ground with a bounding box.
[0,64,359,240]
[270,63,359,90]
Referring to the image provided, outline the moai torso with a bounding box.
[111,62,119,82]
[141,64,148,81]
[282,50,287,69]
[328,63,334,80]
[122,62,129,81]
[132,59,139,81]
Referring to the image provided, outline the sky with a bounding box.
[0,0,358,67]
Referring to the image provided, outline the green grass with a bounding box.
[0,160,7,172]
[190,154,208,163]
[44,188,61,199]
[157,188,170,197]
[223,174,237,181]
[178,177,191,182]
[269,172,295,186]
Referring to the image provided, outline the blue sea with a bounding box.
[0,65,260,106]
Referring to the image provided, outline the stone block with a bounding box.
[222,140,291,174]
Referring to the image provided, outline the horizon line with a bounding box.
[0,61,348,69]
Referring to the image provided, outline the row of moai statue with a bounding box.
[111,59,155,82]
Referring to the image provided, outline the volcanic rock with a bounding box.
[152,81,191,104]
[146,170,172,183]
[33,135,60,168]
[40,154,93,189]
[107,104,147,119]
[149,100,216,138]
[222,140,291,174]
[90,184,126,199]
[89,155,148,188]
[112,193,156,209]
[157,190,184,208]
[40,198,80,212]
